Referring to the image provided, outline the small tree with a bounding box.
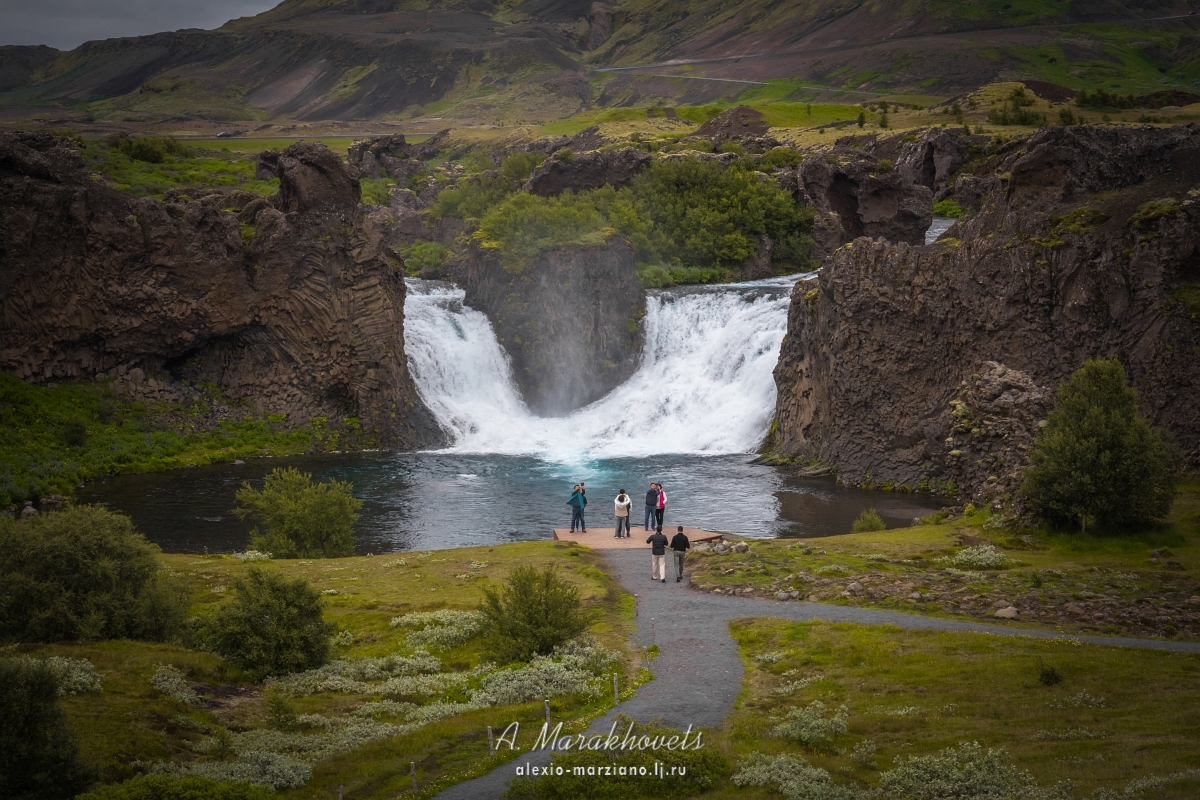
[851,508,886,533]
[234,467,362,558]
[480,565,595,664]
[203,568,334,680]
[0,658,96,799]
[1022,359,1177,533]
[856,111,866,128]
[0,505,187,644]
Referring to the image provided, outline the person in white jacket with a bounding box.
[613,489,633,538]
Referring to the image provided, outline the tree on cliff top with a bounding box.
[1021,359,1177,533]
[234,467,361,558]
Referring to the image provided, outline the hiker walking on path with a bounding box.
[670,526,690,583]
[568,484,587,533]
[655,484,667,530]
[614,489,632,538]
[644,483,659,530]
[646,526,669,582]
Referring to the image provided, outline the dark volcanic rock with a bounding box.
[276,141,361,213]
[695,106,769,140]
[255,149,280,181]
[346,134,424,184]
[463,239,645,415]
[0,134,442,449]
[771,124,1200,503]
[895,128,971,192]
[523,148,652,197]
[797,147,933,260]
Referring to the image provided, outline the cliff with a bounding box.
[463,238,644,416]
[771,124,1200,506]
[0,133,443,450]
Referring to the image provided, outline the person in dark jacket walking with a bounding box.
[670,526,690,582]
[568,484,587,532]
[644,483,659,530]
[647,526,669,582]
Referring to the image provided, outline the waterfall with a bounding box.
[402,276,805,461]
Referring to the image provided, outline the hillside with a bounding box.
[0,0,1198,125]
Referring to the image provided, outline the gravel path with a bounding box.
[435,547,1200,798]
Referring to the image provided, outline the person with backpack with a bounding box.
[646,525,669,583]
[655,484,667,530]
[568,484,587,533]
[644,483,659,531]
[670,525,690,582]
[614,489,632,538]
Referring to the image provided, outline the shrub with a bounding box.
[851,508,886,533]
[470,639,618,705]
[880,741,1053,799]
[479,565,595,664]
[234,467,362,558]
[14,655,104,695]
[103,133,194,163]
[876,158,893,173]
[78,775,276,800]
[731,751,862,800]
[152,664,200,706]
[1038,660,1062,686]
[501,717,730,799]
[389,609,486,648]
[0,657,96,799]
[1021,359,1177,533]
[851,738,877,768]
[264,692,297,730]
[202,568,334,681]
[759,147,804,169]
[499,152,545,183]
[401,241,446,276]
[950,545,1009,569]
[0,505,187,644]
[933,198,963,218]
[772,700,849,747]
[1076,88,1138,110]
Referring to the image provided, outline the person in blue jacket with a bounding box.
[644,483,659,530]
[568,484,587,532]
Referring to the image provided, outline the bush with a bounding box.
[389,609,486,648]
[234,467,362,558]
[759,147,804,169]
[732,751,861,800]
[401,241,446,276]
[933,198,963,218]
[0,658,96,800]
[501,717,730,799]
[880,741,1053,799]
[1021,359,1177,533]
[13,655,104,695]
[202,568,334,680]
[103,133,194,163]
[950,545,1009,569]
[851,508,886,533]
[78,775,276,800]
[0,505,187,644]
[479,565,595,664]
[772,700,849,748]
[499,152,545,183]
[1076,88,1138,110]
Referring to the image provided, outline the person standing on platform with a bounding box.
[670,525,690,582]
[568,484,587,533]
[646,526,668,583]
[655,484,667,530]
[614,489,632,538]
[644,483,659,530]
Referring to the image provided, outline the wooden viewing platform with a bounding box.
[553,526,724,549]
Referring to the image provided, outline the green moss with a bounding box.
[1130,198,1180,227]
[1173,283,1200,323]
[933,199,963,218]
[1050,207,1107,236]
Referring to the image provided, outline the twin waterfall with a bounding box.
[402,277,805,461]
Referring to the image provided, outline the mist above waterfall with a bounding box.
[403,277,804,462]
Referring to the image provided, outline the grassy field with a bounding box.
[20,541,640,798]
[705,619,1200,798]
[687,486,1200,641]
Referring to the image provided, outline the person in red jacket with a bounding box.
[655,484,667,530]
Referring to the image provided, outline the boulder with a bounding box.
[994,606,1020,619]
[796,148,933,260]
[895,128,971,191]
[255,149,280,180]
[276,141,360,213]
[524,148,652,197]
[694,106,770,140]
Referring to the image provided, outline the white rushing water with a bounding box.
[402,276,805,461]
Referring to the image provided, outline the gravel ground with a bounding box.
[435,547,1200,798]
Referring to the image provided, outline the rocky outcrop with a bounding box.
[796,147,933,261]
[895,128,971,194]
[695,106,770,141]
[0,133,442,449]
[463,238,644,415]
[771,124,1200,505]
[346,134,426,185]
[523,148,652,197]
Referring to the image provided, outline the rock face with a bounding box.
[771,124,1200,505]
[0,132,442,449]
[523,148,652,197]
[796,147,933,261]
[694,106,770,140]
[894,128,972,194]
[463,238,644,415]
[346,134,426,185]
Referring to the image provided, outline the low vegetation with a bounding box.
[718,619,1200,799]
[234,467,362,558]
[8,532,638,798]
[83,136,276,199]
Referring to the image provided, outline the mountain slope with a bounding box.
[0,0,1197,124]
